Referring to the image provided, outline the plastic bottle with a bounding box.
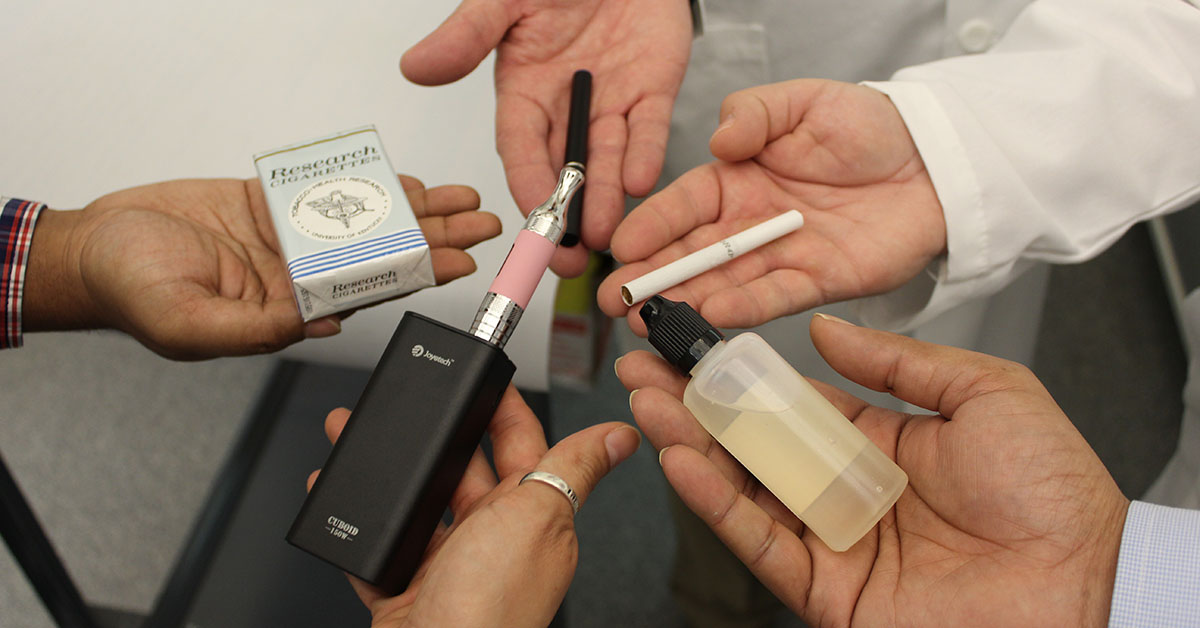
[641,296,907,552]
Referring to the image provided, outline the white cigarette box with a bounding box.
[254,125,434,321]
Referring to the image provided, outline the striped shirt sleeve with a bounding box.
[1108,500,1200,627]
[0,197,46,349]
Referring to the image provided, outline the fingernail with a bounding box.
[629,389,639,411]
[605,425,642,467]
[613,355,624,377]
[714,110,736,135]
[304,317,342,338]
[813,312,855,326]
[658,446,671,466]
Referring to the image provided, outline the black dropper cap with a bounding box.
[639,295,725,374]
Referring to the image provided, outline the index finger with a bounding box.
[659,444,815,615]
[496,93,556,217]
[399,0,514,86]
[608,164,722,264]
[487,386,550,478]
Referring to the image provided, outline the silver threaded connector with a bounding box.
[469,292,524,348]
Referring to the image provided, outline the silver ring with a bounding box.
[519,471,580,515]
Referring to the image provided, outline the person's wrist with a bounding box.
[23,208,103,331]
[1081,495,1130,626]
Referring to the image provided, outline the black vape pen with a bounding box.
[560,69,591,248]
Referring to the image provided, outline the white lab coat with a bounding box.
[655,0,1200,503]
[860,0,1200,330]
[870,0,1200,508]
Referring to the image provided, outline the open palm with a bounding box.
[599,79,948,333]
[616,315,1128,627]
[51,176,497,359]
[402,0,693,276]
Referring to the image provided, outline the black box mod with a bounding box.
[287,311,514,592]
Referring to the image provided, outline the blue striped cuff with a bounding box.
[1109,500,1200,627]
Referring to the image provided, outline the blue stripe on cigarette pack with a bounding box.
[288,229,428,280]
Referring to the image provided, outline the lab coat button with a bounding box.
[957,18,995,53]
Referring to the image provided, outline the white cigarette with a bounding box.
[620,210,805,306]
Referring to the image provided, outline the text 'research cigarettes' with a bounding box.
[254,125,434,321]
[620,210,805,306]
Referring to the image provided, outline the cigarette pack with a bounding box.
[254,125,434,320]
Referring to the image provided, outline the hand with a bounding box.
[616,314,1129,627]
[599,79,948,334]
[23,176,500,359]
[401,0,693,276]
[309,387,642,628]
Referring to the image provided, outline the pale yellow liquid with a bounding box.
[717,408,866,515]
[690,392,907,552]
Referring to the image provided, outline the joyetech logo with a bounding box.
[410,344,454,366]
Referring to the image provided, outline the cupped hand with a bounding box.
[309,386,642,628]
[615,314,1128,627]
[401,0,693,276]
[599,79,948,334]
[25,175,500,359]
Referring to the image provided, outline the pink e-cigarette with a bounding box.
[470,162,585,348]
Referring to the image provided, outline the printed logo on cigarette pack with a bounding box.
[289,176,392,241]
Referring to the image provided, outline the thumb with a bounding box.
[400,0,519,86]
[709,79,824,162]
[809,313,1049,419]
[516,422,642,516]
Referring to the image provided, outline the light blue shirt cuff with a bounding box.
[1109,500,1200,627]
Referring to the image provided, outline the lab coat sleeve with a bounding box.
[854,0,1200,331]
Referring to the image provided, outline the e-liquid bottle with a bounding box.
[641,296,907,551]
